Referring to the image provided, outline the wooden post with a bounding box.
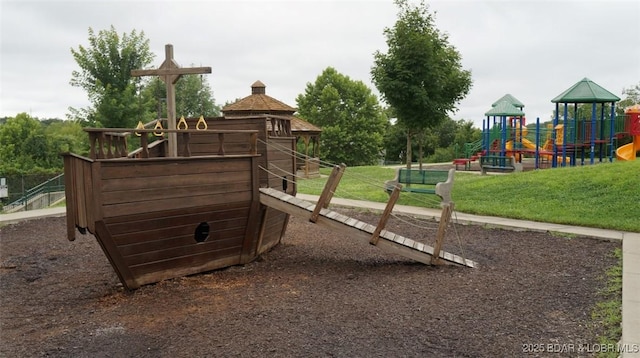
[217,133,225,155]
[303,136,310,178]
[309,164,345,223]
[96,133,105,159]
[140,134,149,158]
[88,133,97,159]
[118,135,128,157]
[250,133,257,155]
[182,132,191,157]
[106,135,113,158]
[323,163,346,208]
[131,44,211,157]
[370,184,401,245]
[431,202,454,265]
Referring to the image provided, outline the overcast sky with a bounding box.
[1,0,639,128]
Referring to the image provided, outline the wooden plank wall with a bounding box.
[177,118,268,174]
[63,154,97,240]
[266,136,297,196]
[97,156,259,288]
[259,208,288,254]
[256,136,297,254]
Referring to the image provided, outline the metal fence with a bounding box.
[1,173,65,213]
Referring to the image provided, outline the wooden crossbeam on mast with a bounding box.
[131,44,211,157]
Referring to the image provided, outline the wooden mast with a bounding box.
[131,44,211,157]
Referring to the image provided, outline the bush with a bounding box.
[426,146,455,163]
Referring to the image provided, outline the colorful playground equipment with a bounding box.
[479,95,567,169]
[453,78,632,171]
[616,104,640,161]
[549,78,621,167]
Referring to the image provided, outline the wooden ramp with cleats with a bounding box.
[259,187,477,268]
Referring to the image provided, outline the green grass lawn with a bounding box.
[296,159,640,232]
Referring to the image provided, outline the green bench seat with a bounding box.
[384,168,455,204]
[480,155,523,175]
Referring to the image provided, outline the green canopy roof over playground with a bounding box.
[484,100,525,116]
[491,94,524,109]
[551,77,621,103]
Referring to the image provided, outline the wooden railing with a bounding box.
[267,117,292,137]
[84,128,259,159]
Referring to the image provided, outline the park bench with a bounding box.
[384,168,454,204]
[480,155,523,175]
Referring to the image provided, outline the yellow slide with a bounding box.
[506,138,569,163]
[520,138,539,151]
[521,138,566,163]
[616,135,640,161]
[505,138,550,152]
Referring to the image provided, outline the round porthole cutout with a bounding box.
[194,222,210,243]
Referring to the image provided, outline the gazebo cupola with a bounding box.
[222,81,296,117]
[251,80,266,95]
[223,81,323,178]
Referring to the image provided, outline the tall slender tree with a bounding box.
[371,0,472,169]
[69,26,155,127]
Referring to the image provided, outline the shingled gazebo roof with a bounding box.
[223,81,297,115]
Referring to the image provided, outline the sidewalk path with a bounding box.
[1,201,638,355]
[0,207,66,226]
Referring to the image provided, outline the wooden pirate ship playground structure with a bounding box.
[63,45,475,290]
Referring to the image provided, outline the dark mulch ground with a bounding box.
[0,209,619,357]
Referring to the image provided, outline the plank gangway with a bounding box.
[259,187,477,268]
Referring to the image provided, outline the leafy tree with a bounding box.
[0,113,43,172]
[618,82,640,114]
[383,118,480,163]
[419,117,456,160]
[69,26,155,127]
[0,114,54,172]
[453,119,481,149]
[144,73,221,119]
[371,0,472,169]
[383,121,410,163]
[296,67,388,166]
[43,119,89,157]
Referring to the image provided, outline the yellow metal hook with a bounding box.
[177,116,188,130]
[153,120,164,137]
[196,115,208,130]
[135,121,144,137]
